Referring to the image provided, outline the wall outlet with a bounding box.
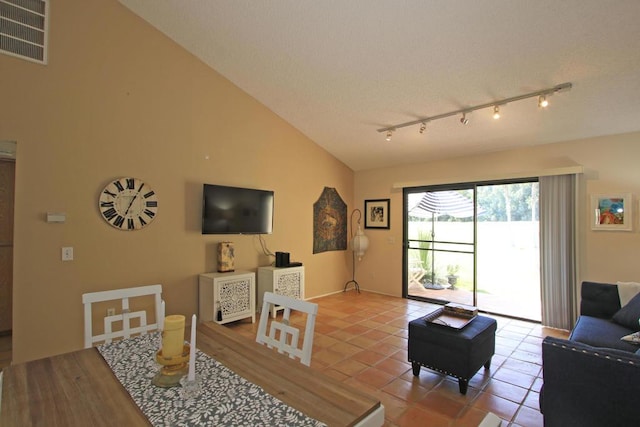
[107,308,116,317]
[61,246,74,261]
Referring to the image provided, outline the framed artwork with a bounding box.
[591,193,633,231]
[364,199,390,229]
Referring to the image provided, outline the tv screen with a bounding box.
[202,184,274,234]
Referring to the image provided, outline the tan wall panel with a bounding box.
[1,0,353,362]
[355,132,640,298]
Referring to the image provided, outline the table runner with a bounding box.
[98,332,325,427]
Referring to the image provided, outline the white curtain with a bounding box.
[539,174,577,330]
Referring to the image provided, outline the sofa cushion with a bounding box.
[569,315,638,352]
[580,281,621,318]
[612,291,640,330]
[616,281,640,306]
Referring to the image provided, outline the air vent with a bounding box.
[0,0,48,64]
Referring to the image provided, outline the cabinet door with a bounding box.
[217,276,252,321]
[274,270,302,299]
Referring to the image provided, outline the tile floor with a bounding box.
[226,291,569,427]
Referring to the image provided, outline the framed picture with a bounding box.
[591,193,633,231]
[364,199,390,229]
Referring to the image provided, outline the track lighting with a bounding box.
[492,106,500,120]
[377,82,572,139]
[538,95,549,108]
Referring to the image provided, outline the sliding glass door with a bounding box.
[404,181,541,321]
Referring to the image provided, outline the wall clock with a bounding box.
[99,177,158,230]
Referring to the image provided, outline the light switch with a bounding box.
[61,247,74,261]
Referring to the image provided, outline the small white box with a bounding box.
[47,212,66,223]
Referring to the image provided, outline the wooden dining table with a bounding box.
[1,322,382,426]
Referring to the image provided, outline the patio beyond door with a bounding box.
[404,182,541,322]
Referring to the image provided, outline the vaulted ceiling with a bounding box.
[119,1,640,171]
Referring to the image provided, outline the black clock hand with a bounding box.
[124,186,144,216]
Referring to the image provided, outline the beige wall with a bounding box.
[1,0,354,362]
[354,132,640,297]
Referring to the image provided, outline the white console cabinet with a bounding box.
[199,270,255,324]
[257,266,305,318]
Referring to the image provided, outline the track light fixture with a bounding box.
[460,113,469,125]
[377,82,572,138]
[492,106,500,120]
[538,95,549,108]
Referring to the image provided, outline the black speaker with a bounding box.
[276,251,290,267]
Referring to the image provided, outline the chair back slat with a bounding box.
[82,284,163,348]
[256,291,318,366]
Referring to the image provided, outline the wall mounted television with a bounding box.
[202,184,274,234]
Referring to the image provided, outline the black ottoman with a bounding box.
[408,314,497,394]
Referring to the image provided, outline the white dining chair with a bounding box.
[82,284,164,348]
[256,291,318,366]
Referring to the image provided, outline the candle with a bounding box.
[162,314,185,358]
[188,314,197,381]
[158,301,166,351]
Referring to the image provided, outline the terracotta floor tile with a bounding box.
[522,390,540,410]
[314,347,346,365]
[376,390,411,422]
[313,333,341,349]
[416,390,466,419]
[327,318,353,329]
[390,349,408,362]
[328,329,358,342]
[400,369,444,391]
[381,377,430,403]
[513,404,544,427]
[501,358,542,377]
[432,378,481,403]
[394,405,451,427]
[330,341,362,357]
[333,358,369,376]
[343,323,371,336]
[370,341,403,357]
[472,391,520,422]
[492,366,536,390]
[362,328,390,340]
[454,407,496,427]
[484,378,528,404]
[382,334,408,349]
[354,366,396,389]
[349,334,379,349]
[517,340,543,354]
[375,357,411,377]
[352,349,389,366]
[510,349,542,365]
[358,317,385,326]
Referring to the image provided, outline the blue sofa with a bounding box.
[540,281,640,427]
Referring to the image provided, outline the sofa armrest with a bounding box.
[541,336,640,427]
[580,281,620,318]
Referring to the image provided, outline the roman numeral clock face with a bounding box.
[99,177,158,230]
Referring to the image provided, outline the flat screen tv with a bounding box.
[202,184,274,234]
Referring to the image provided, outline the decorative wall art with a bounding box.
[364,199,390,229]
[313,187,347,253]
[591,193,633,231]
